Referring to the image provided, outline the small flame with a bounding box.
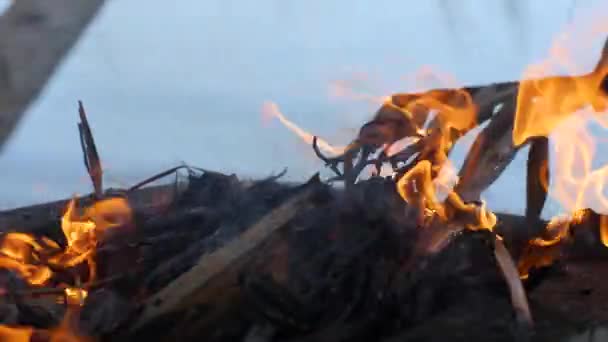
[0,307,87,342]
[530,215,572,247]
[397,160,447,221]
[0,233,54,285]
[0,197,131,340]
[64,287,88,307]
[393,76,495,232]
[0,197,132,286]
[262,101,345,155]
[328,78,388,105]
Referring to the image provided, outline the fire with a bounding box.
[0,233,55,285]
[0,326,33,342]
[511,25,608,251]
[262,101,345,155]
[48,197,132,284]
[0,307,89,342]
[64,287,88,307]
[0,197,132,340]
[0,197,132,287]
[392,78,496,231]
[513,38,608,146]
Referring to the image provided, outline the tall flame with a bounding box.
[510,21,608,251]
[513,36,608,146]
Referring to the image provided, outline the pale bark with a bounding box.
[0,0,106,150]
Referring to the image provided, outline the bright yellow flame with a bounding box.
[0,197,131,340]
[397,160,497,231]
[392,75,495,232]
[64,287,88,307]
[0,233,53,285]
[397,160,447,221]
[510,20,608,258]
[50,197,133,284]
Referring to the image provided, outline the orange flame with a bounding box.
[0,197,132,286]
[392,76,496,232]
[511,21,608,250]
[513,35,608,146]
[0,197,131,340]
[0,326,33,342]
[0,317,88,342]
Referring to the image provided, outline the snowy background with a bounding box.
[0,0,607,217]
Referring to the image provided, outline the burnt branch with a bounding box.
[526,137,550,222]
[453,97,519,202]
[130,177,324,333]
[78,101,103,198]
[312,136,344,177]
[127,164,207,192]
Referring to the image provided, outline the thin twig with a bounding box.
[312,136,343,177]
[494,237,534,326]
[127,164,206,192]
[453,97,519,202]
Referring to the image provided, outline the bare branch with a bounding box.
[453,97,520,202]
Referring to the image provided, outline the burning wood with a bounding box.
[3,31,608,342]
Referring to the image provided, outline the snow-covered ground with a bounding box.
[0,0,607,217]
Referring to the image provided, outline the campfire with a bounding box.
[2,32,608,342]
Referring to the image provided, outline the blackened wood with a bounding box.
[454,96,519,202]
[526,137,550,222]
[129,177,326,334]
[77,101,103,198]
[0,184,178,236]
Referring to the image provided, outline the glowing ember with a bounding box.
[64,287,88,307]
[0,325,33,342]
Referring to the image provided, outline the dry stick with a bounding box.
[78,101,103,198]
[526,137,550,222]
[312,136,343,177]
[127,165,193,192]
[494,238,534,326]
[130,184,319,333]
[453,96,519,202]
